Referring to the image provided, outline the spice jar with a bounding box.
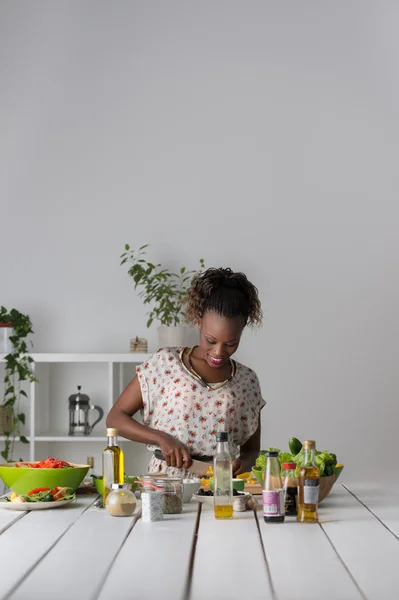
[105,483,136,517]
[154,477,183,514]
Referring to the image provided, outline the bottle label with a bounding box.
[262,490,284,516]
[304,478,320,504]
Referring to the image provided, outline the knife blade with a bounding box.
[153,449,213,476]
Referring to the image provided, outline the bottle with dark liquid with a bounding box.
[297,440,320,523]
[282,462,298,516]
[262,450,285,523]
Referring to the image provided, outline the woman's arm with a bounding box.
[106,375,192,469]
[232,422,261,476]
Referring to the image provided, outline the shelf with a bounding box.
[0,353,149,363]
[35,436,105,442]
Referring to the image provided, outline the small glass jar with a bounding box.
[154,477,183,515]
[105,483,136,517]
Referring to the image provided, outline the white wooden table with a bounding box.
[0,483,398,600]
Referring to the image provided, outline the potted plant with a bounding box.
[120,244,205,347]
[0,307,37,463]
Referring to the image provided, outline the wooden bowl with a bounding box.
[251,470,339,504]
[318,475,335,502]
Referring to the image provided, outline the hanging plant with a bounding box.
[0,307,37,462]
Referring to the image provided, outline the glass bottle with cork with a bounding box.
[263,450,285,523]
[282,462,297,517]
[102,428,124,507]
[297,440,320,523]
[213,431,233,519]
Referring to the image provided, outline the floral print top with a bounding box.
[136,346,265,476]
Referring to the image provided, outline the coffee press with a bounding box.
[68,385,104,436]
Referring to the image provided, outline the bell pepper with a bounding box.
[28,487,51,496]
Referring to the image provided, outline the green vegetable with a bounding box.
[288,437,302,456]
[253,441,339,478]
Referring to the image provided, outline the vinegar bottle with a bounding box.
[263,450,285,523]
[102,428,124,507]
[297,440,320,523]
[213,431,233,519]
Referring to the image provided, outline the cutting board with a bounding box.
[244,483,263,495]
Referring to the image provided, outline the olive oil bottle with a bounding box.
[102,428,124,507]
[214,431,233,519]
[297,440,320,523]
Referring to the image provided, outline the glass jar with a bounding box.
[154,477,183,514]
[105,483,136,517]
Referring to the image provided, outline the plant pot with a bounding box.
[0,406,13,436]
[0,323,14,354]
[157,326,198,348]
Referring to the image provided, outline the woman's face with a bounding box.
[197,311,245,368]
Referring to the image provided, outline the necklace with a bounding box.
[184,345,236,392]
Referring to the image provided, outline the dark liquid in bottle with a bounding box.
[284,486,297,516]
[264,515,285,523]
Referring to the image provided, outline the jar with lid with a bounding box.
[105,483,136,517]
[154,477,183,514]
[282,462,298,516]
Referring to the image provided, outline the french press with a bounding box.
[68,385,104,436]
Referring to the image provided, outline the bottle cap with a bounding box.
[282,462,297,470]
[111,483,130,490]
[216,431,228,442]
[106,427,118,436]
[304,440,315,450]
[265,450,278,457]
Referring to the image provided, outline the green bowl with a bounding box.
[209,478,245,492]
[252,469,264,487]
[0,462,89,495]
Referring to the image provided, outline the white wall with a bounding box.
[1,1,398,481]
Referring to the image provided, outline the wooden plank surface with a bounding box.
[344,482,399,539]
[97,502,199,600]
[190,502,272,600]
[0,496,94,600]
[258,487,363,600]
[0,508,27,535]
[9,501,141,600]
[320,484,399,600]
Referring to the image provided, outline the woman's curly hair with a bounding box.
[184,267,262,327]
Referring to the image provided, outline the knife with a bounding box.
[154,449,213,476]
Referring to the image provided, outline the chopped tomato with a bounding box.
[28,487,51,496]
[15,457,72,469]
[51,487,68,500]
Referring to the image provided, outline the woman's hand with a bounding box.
[232,452,257,477]
[158,433,192,470]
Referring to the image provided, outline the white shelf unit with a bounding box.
[0,353,149,463]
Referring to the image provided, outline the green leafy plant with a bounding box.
[120,244,205,327]
[0,307,37,462]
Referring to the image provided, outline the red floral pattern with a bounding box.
[136,347,265,475]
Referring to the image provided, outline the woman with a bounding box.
[106,267,265,477]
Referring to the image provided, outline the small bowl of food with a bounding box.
[91,474,139,496]
[182,478,202,503]
[209,478,245,493]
